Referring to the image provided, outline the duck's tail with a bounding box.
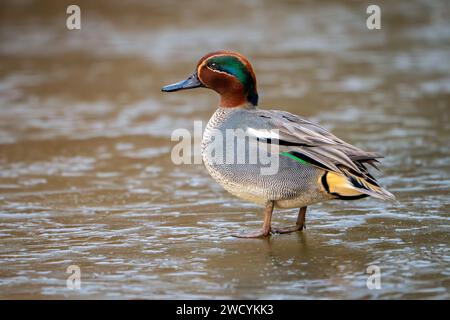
[323,169,395,201]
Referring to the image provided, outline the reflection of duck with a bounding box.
[162,51,394,238]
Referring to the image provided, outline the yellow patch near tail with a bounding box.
[326,172,361,197]
[324,169,395,201]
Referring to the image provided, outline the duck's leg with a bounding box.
[272,206,307,234]
[232,201,274,238]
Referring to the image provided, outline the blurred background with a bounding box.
[0,0,449,299]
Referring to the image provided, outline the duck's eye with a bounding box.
[209,62,217,69]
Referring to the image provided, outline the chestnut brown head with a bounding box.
[162,51,258,108]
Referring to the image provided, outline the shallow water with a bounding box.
[0,0,449,299]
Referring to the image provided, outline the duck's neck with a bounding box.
[219,94,246,108]
[219,92,258,108]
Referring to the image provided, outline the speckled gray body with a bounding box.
[201,107,333,208]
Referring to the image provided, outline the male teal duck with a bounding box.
[162,51,394,238]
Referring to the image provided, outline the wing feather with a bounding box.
[253,109,383,176]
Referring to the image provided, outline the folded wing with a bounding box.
[249,109,394,200]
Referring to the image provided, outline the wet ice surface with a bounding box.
[0,0,449,299]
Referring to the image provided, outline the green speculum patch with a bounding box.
[280,151,310,165]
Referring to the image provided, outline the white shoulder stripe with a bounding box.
[246,128,280,140]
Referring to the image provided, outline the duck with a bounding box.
[162,50,394,238]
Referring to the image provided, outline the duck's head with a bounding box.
[162,51,258,108]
